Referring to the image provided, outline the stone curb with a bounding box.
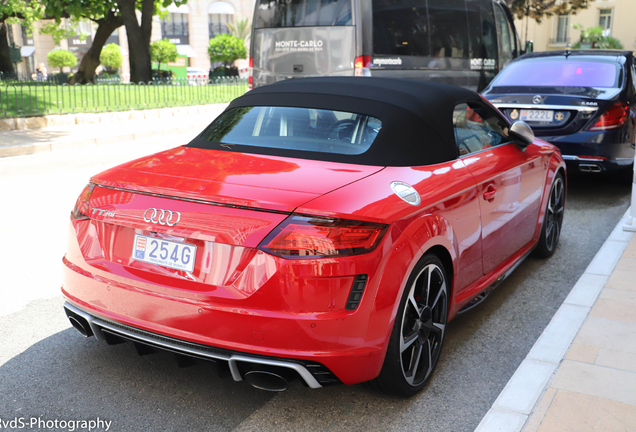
[0,104,226,132]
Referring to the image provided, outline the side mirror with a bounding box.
[524,40,534,54]
[509,121,535,150]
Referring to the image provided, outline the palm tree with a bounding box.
[226,18,251,42]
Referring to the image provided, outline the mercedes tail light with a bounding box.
[588,102,630,131]
[354,55,372,77]
[71,183,94,220]
[248,57,253,90]
[259,215,387,258]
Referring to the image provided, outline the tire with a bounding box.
[533,173,565,258]
[373,253,449,397]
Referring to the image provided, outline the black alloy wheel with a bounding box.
[534,173,565,258]
[373,254,448,396]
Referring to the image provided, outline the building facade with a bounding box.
[8,0,255,80]
[516,0,636,52]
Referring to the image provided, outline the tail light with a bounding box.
[588,102,630,131]
[248,57,253,90]
[354,55,372,77]
[259,215,387,258]
[71,183,94,220]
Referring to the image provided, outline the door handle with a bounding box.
[483,186,497,202]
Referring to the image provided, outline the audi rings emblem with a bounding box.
[143,208,181,226]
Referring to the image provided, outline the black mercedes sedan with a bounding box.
[482,50,636,175]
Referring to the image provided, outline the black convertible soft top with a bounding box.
[188,77,483,166]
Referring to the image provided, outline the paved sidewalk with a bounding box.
[0,104,228,158]
[477,210,636,432]
[522,231,636,432]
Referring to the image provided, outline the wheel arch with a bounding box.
[373,227,457,361]
[425,244,454,298]
[534,154,567,240]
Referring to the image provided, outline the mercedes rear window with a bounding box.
[197,106,382,155]
[492,59,621,88]
[255,0,352,28]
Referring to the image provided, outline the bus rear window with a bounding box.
[372,0,475,59]
[492,60,620,88]
[255,0,352,28]
[198,106,382,155]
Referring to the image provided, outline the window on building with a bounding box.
[209,2,236,39]
[161,12,189,37]
[599,8,612,36]
[555,14,569,43]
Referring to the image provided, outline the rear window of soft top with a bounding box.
[197,106,382,155]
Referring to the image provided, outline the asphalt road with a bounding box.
[0,139,632,432]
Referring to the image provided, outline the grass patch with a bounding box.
[0,80,248,118]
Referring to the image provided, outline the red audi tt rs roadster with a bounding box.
[63,78,565,396]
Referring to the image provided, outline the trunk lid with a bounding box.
[92,147,383,213]
[75,147,383,298]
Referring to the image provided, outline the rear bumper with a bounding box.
[561,155,633,172]
[61,256,388,386]
[541,131,634,172]
[63,301,337,388]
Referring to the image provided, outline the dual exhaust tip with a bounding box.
[65,309,295,392]
[579,163,603,173]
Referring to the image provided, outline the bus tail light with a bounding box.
[248,57,253,90]
[354,55,372,77]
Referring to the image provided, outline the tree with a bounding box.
[0,0,42,76]
[100,42,122,74]
[506,0,589,23]
[47,49,77,73]
[572,24,623,49]
[41,0,123,84]
[42,0,184,85]
[150,39,177,73]
[208,34,247,69]
[226,18,251,42]
[117,0,186,84]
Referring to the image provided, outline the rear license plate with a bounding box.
[132,234,197,272]
[520,109,554,122]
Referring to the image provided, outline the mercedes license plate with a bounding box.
[520,109,554,122]
[132,234,197,272]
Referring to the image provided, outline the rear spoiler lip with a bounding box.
[92,183,293,216]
